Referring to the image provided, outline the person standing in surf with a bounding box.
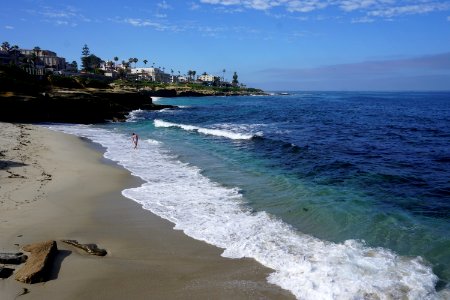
[131,133,139,149]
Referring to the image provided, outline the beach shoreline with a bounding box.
[0,122,294,299]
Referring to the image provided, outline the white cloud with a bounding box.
[286,0,329,13]
[339,0,377,12]
[157,1,172,10]
[5,25,14,30]
[26,5,90,26]
[190,2,201,10]
[369,3,450,17]
[198,0,450,19]
[351,16,374,23]
[123,18,182,32]
[200,0,280,10]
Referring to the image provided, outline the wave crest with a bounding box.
[154,119,259,140]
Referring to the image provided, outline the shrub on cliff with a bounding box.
[48,75,83,89]
[0,65,46,94]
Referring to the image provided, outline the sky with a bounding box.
[1,0,450,91]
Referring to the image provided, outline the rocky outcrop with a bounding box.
[0,267,14,279]
[148,89,178,97]
[14,240,57,284]
[61,240,107,256]
[0,90,177,123]
[0,252,27,264]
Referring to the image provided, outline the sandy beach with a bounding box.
[0,122,294,299]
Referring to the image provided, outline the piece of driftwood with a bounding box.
[14,240,57,284]
[61,240,107,256]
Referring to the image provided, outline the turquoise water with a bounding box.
[156,93,449,284]
[51,91,450,298]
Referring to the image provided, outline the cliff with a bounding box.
[0,89,175,124]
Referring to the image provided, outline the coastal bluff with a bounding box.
[0,89,175,124]
[0,65,176,123]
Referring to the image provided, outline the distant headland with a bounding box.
[0,42,266,123]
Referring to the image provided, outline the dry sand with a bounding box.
[0,122,294,299]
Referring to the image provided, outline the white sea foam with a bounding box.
[154,119,257,140]
[45,124,442,300]
[151,96,163,102]
[126,109,145,122]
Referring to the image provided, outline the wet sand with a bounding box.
[0,122,294,299]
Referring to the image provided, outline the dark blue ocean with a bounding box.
[50,91,450,299]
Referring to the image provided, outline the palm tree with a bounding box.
[9,45,20,64]
[33,46,41,66]
[192,70,196,81]
[143,59,148,66]
[222,68,226,83]
[133,58,138,68]
[232,72,239,86]
[114,56,119,69]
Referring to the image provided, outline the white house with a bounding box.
[131,67,171,83]
[198,74,215,82]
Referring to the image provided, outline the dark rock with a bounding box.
[15,240,57,284]
[61,240,107,256]
[149,89,178,97]
[0,267,14,278]
[0,90,177,124]
[0,252,27,264]
[177,90,210,97]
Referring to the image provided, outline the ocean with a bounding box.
[47,91,450,299]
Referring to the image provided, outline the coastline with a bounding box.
[0,122,294,299]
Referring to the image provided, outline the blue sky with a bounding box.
[1,0,450,91]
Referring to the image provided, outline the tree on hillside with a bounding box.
[33,46,41,56]
[143,59,148,66]
[81,45,102,72]
[82,44,90,57]
[1,41,11,51]
[133,58,138,68]
[192,70,196,81]
[9,45,20,65]
[232,72,239,86]
[114,56,119,69]
[71,61,78,71]
[222,69,226,82]
[81,54,103,72]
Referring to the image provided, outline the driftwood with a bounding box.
[61,240,107,256]
[0,252,27,264]
[15,240,57,284]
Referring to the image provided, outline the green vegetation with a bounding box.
[112,78,264,95]
[1,40,264,97]
[0,64,47,94]
[81,44,103,73]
